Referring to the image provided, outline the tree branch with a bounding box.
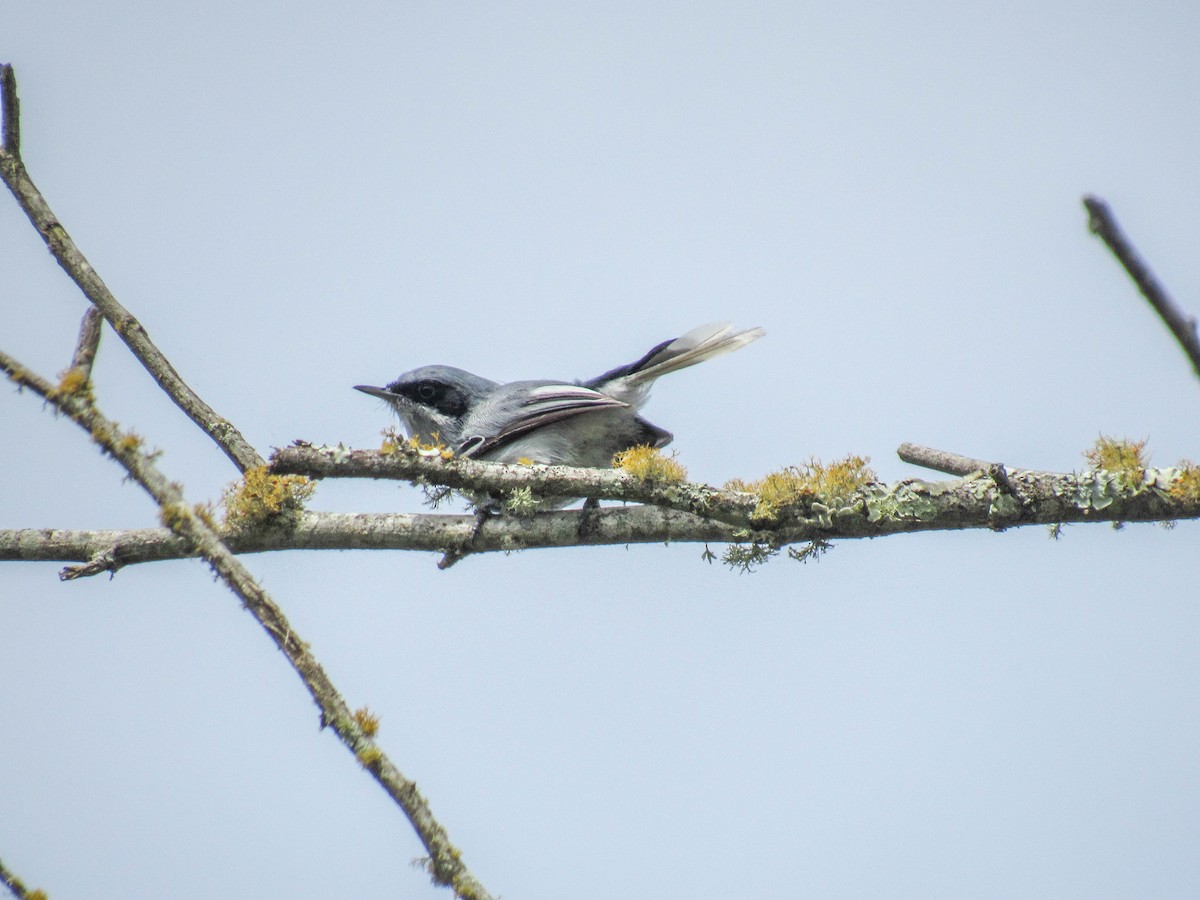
[897,443,995,477]
[0,855,43,900]
[0,508,738,575]
[69,306,103,381]
[272,442,761,527]
[1083,194,1200,380]
[0,65,263,472]
[0,348,493,900]
[6,450,1197,576]
[0,64,18,157]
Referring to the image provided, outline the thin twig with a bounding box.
[897,443,993,476]
[0,855,42,900]
[0,65,18,156]
[0,66,263,472]
[437,507,494,569]
[0,349,493,900]
[1083,194,1200,380]
[70,306,103,380]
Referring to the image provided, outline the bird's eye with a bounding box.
[417,383,438,402]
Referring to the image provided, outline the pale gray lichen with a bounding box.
[865,481,940,523]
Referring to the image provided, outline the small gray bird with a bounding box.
[355,323,764,468]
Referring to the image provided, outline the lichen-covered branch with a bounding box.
[0,64,263,473]
[0,854,45,900]
[272,442,761,527]
[0,347,493,900]
[274,441,1199,531]
[6,448,1197,577]
[0,507,738,576]
[1084,194,1200,380]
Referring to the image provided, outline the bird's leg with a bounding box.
[575,496,601,540]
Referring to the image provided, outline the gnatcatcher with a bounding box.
[355,322,764,467]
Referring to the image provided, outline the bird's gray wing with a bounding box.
[457,383,627,459]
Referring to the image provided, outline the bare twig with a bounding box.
[1084,194,1200,380]
[0,349,493,900]
[437,507,495,569]
[897,443,993,476]
[70,306,104,380]
[0,65,18,156]
[437,546,469,569]
[0,66,263,472]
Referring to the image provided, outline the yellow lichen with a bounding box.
[612,445,688,483]
[1084,435,1146,488]
[381,429,455,460]
[356,745,384,769]
[158,502,190,532]
[193,501,218,530]
[408,433,454,459]
[1170,460,1200,502]
[114,432,144,455]
[222,466,316,528]
[53,366,92,399]
[353,706,381,738]
[725,455,875,520]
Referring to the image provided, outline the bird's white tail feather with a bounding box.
[598,322,764,406]
[626,323,765,385]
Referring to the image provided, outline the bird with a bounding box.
[355,322,764,468]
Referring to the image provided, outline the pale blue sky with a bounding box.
[3,3,1200,898]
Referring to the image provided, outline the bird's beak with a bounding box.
[354,384,395,400]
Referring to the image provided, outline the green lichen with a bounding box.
[502,486,537,514]
[1071,437,1173,514]
[788,539,832,563]
[1084,435,1146,489]
[860,479,938,524]
[722,541,780,573]
[987,491,1021,519]
[1169,460,1200,502]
